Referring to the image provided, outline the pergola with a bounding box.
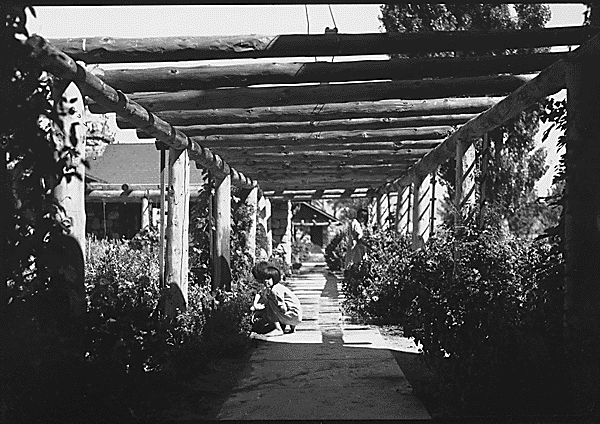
[29,1,600,354]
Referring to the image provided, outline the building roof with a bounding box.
[86,142,206,185]
[292,202,340,226]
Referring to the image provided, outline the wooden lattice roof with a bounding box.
[27,5,600,199]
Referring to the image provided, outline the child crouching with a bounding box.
[251,261,302,337]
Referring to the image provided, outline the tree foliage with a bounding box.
[380,3,551,238]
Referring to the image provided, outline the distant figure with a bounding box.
[345,208,369,268]
[251,261,302,337]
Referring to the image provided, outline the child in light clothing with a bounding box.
[251,261,303,337]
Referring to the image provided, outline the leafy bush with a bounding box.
[324,230,348,271]
[84,235,255,378]
[341,220,566,416]
[84,240,165,376]
[341,230,412,323]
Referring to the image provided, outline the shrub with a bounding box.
[341,221,566,416]
[341,229,412,323]
[404,226,565,414]
[324,230,348,271]
[84,240,165,376]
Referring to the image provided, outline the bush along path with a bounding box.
[215,262,430,421]
[337,218,571,419]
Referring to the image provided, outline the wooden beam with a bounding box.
[243,187,258,264]
[86,189,202,201]
[263,183,384,192]
[140,196,150,229]
[396,185,411,235]
[117,97,501,128]
[164,148,190,316]
[139,114,476,137]
[249,176,411,185]
[187,127,453,148]
[225,154,421,163]
[92,74,534,113]
[53,81,87,262]
[263,187,371,198]
[455,139,476,228]
[230,161,418,171]
[380,32,600,193]
[264,197,272,258]
[100,53,566,92]
[86,183,205,192]
[26,35,258,189]
[50,26,594,63]
[229,164,420,175]
[208,140,444,155]
[213,174,232,291]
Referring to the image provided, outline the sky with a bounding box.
[25,3,588,195]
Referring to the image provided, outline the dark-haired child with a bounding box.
[251,261,303,337]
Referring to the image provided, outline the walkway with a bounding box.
[217,262,431,420]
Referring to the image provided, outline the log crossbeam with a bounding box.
[95,53,566,93]
[117,98,503,129]
[49,26,595,63]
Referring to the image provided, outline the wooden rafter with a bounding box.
[185,126,453,148]
[97,53,566,92]
[139,114,476,137]
[50,26,594,63]
[90,74,534,113]
[196,140,445,154]
[116,97,501,128]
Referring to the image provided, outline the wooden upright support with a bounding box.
[564,52,600,409]
[376,192,390,231]
[213,173,232,291]
[429,171,437,238]
[53,81,87,260]
[164,148,190,315]
[243,187,258,264]
[479,133,491,228]
[265,198,273,259]
[140,195,150,230]
[395,186,411,235]
[411,175,431,250]
[454,138,477,231]
[256,193,268,260]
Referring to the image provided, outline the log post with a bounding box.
[479,133,491,228]
[265,197,273,259]
[270,200,293,268]
[53,81,87,261]
[158,149,166,288]
[564,53,600,412]
[140,195,150,230]
[164,148,190,316]
[256,193,268,260]
[454,138,477,233]
[213,173,232,291]
[411,174,431,250]
[243,186,258,264]
[395,186,411,235]
[376,192,387,231]
[367,197,377,232]
[429,170,437,238]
